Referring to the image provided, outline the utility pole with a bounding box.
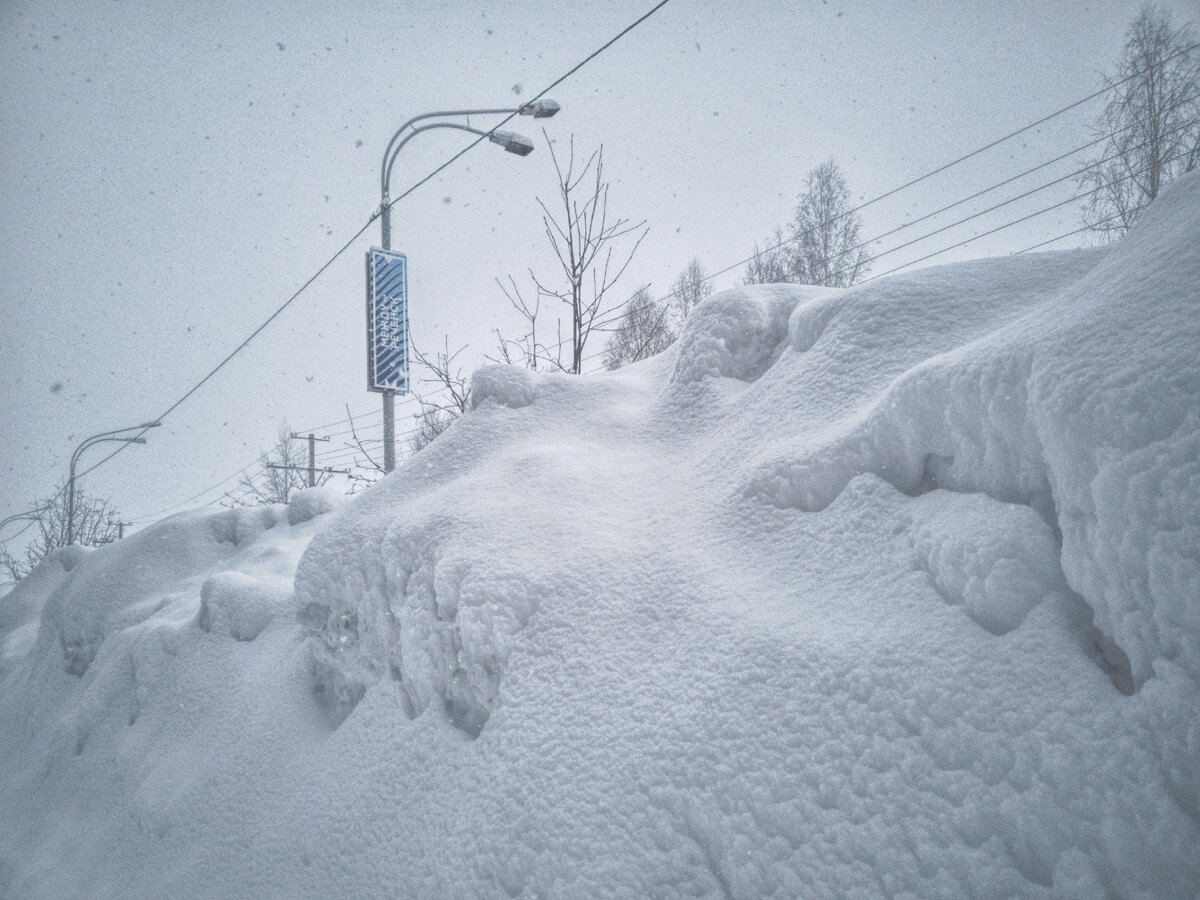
[117,521,132,540]
[289,432,330,488]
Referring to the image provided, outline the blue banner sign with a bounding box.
[366,248,409,394]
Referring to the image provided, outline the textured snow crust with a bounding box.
[1,174,1199,898]
[472,363,537,409]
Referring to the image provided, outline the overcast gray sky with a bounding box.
[1,0,1193,541]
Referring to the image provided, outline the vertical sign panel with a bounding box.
[366,248,409,394]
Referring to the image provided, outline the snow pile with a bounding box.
[34,496,340,679]
[0,546,88,677]
[737,192,1200,689]
[0,491,341,896]
[2,176,1199,897]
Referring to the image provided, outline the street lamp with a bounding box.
[373,99,561,472]
[67,421,160,545]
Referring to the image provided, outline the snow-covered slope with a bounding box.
[2,174,1198,898]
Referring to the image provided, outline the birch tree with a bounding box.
[1078,4,1199,240]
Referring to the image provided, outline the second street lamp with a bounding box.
[67,421,160,545]
[372,100,560,473]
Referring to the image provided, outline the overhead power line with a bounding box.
[561,56,1200,356]
[573,107,1199,368]
[858,147,1192,284]
[127,459,261,521]
[376,0,675,223]
[818,129,1198,286]
[1012,213,1124,254]
[575,145,1185,374]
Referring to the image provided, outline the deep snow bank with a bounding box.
[736,179,1200,690]
[291,174,1199,896]
[2,176,1199,898]
[0,491,341,896]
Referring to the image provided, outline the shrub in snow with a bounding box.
[470,364,535,409]
[286,486,342,526]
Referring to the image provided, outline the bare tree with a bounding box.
[490,275,555,371]
[226,422,329,507]
[1078,4,1199,240]
[409,338,472,453]
[407,407,453,454]
[499,132,648,373]
[341,405,387,494]
[0,546,21,584]
[788,160,871,286]
[1,481,120,580]
[669,257,713,322]
[602,287,676,369]
[743,226,793,285]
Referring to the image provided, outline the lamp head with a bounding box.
[519,98,561,118]
[490,130,535,156]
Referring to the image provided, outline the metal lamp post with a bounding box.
[374,99,560,472]
[67,422,160,545]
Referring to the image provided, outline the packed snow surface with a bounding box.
[2,174,1199,897]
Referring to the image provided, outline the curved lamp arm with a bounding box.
[66,421,159,544]
[380,108,524,197]
[384,121,537,194]
[379,99,558,199]
[69,422,160,473]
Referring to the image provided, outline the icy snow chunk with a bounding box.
[299,521,540,735]
[908,489,1064,634]
[196,571,283,641]
[471,364,535,409]
[671,284,829,384]
[286,485,341,526]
